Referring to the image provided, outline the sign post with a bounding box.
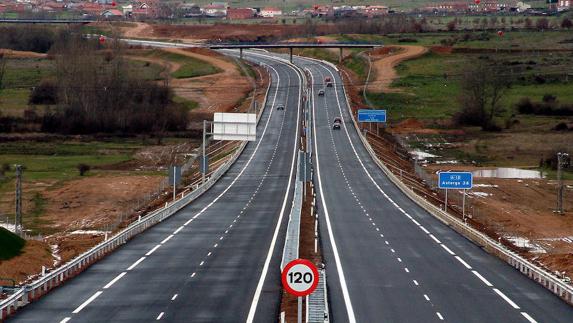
[357,109,386,123]
[281,259,319,323]
[438,171,473,216]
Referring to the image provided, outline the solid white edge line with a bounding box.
[472,270,493,287]
[145,245,161,256]
[60,317,71,323]
[521,312,537,323]
[103,272,127,289]
[441,244,455,256]
[72,291,103,314]
[429,234,441,244]
[245,53,302,323]
[161,235,174,244]
[307,65,357,323]
[454,256,472,270]
[493,288,520,309]
[127,256,146,271]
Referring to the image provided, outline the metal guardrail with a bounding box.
[324,59,573,307]
[280,154,303,271]
[0,55,273,321]
[307,269,329,323]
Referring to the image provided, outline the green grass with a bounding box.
[343,53,368,81]
[0,89,32,115]
[173,96,199,110]
[366,50,573,122]
[146,50,222,79]
[0,141,144,184]
[0,227,25,260]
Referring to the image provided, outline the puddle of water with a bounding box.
[410,149,439,160]
[472,168,544,179]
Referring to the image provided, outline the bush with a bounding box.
[77,164,90,176]
[516,97,573,116]
[553,122,569,131]
[516,97,534,114]
[0,26,57,53]
[29,80,58,105]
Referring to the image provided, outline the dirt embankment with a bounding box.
[0,49,47,59]
[127,48,252,126]
[0,241,52,284]
[369,45,428,93]
[121,22,336,43]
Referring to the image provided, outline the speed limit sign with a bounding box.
[281,259,319,297]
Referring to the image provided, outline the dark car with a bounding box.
[326,81,333,88]
[277,104,285,110]
[333,117,342,130]
[318,89,325,96]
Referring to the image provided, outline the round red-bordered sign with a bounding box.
[281,259,319,297]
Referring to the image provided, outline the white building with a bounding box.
[260,7,282,18]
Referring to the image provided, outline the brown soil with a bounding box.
[41,175,163,231]
[0,240,52,284]
[0,49,47,59]
[121,22,336,43]
[369,45,428,93]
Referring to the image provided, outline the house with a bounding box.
[102,8,124,18]
[260,7,282,17]
[559,0,571,8]
[363,5,388,17]
[180,3,202,17]
[122,4,132,15]
[203,4,226,17]
[227,7,254,19]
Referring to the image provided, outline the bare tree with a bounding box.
[456,61,511,130]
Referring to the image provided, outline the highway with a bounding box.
[10,52,302,323]
[289,55,573,322]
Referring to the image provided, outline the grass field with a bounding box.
[366,50,573,122]
[0,141,145,185]
[0,227,25,260]
[146,50,222,79]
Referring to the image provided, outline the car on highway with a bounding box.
[325,77,333,87]
[326,81,333,88]
[318,89,325,96]
[333,117,342,130]
[277,104,285,110]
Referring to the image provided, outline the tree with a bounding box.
[455,61,511,130]
[536,18,549,31]
[446,20,457,31]
[0,53,6,98]
[562,18,573,29]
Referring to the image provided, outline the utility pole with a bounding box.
[555,152,569,215]
[15,165,22,236]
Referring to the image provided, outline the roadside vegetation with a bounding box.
[0,227,25,260]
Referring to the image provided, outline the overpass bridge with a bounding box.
[207,43,381,62]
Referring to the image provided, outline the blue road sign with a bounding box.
[438,172,473,189]
[358,109,386,123]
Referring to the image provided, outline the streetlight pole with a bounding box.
[556,152,569,215]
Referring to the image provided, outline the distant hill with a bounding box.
[0,227,25,260]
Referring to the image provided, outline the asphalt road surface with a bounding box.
[10,52,302,323]
[289,54,573,323]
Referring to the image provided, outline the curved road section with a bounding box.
[289,55,573,322]
[10,52,302,323]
